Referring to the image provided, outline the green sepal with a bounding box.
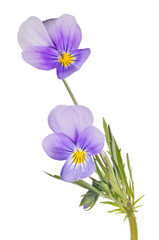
[80,179,102,210]
[80,190,99,210]
[80,191,97,206]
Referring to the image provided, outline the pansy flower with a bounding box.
[18,14,91,79]
[42,105,104,182]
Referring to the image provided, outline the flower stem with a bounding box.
[128,212,138,240]
[62,79,78,105]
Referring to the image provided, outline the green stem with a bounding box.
[62,79,78,105]
[128,212,138,240]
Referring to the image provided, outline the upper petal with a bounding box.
[43,19,57,43]
[18,16,53,50]
[77,126,105,155]
[48,105,68,132]
[50,14,82,52]
[48,105,93,143]
[42,133,75,160]
[60,154,95,182]
[22,46,59,70]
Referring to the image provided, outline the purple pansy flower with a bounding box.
[18,14,91,79]
[42,105,104,182]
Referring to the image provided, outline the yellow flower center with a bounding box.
[59,52,74,67]
[73,148,85,164]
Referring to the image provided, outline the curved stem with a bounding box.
[128,212,138,240]
[62,79,78,105]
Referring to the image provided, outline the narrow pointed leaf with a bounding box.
[44,172,101,194]
[134,195,145,205]
[103,118,111,150]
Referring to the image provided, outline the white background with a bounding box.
[0,0,159,239]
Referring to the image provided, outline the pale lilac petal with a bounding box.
[50,14,82,52]
[60,154,95,182]
[48,105,93,142]
[43,19,57,43]
[56,48,91,79]
[77,126,105,155]
[73,105,93,130]
[18,16,53,50]
[48,105,67,132]
[48,106,80,142]
[22,46,59,70]
[42,133,75,160]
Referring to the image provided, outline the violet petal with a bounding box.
[42,133,75,160]
[77,126,105,155]
[56,48,91,79]
[50,14,82,52]
[43,19,57,44]
[22,46,59,70]
[60,154,95,182]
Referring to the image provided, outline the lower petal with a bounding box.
[56,48,91,79]
[22,46,59,70]
[60,154,95,182]
[56,62,76,79]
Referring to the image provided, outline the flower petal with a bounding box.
[48,105,93,142]
[56,62,76,79]
[50,14,82,52]
[56,48,91,79]
[48,105,67,131]
[77,126,105,155]
[43,19,57,43]
[22,46,59,70]
[18,16,53,50]
[60,154,95,182]
[42,133,75,160]
[71,48,91,69]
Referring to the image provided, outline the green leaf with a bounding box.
[123,214,128,221]
[94,157,105,181]
[114,139,128,187]
[108,126,128,189]
[44,172,61,180]
[44,172,101,194]
[103,118,111,150]
[94,154,109,178]
[135,205,143,209]
[126,154,133,180]
[100,201,121,208]
[134,195,145,205]
[108,208,123,213]
[126,179,134,200]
